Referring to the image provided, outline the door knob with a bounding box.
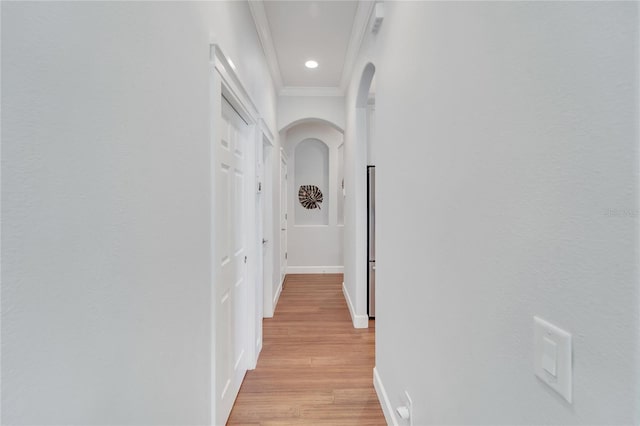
[262,239,268,244]
[281,228,286,231]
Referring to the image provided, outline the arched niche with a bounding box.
[294,138,329,226]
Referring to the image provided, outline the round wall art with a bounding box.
[298,185,323,210]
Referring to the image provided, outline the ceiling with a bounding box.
[250,0,374,96]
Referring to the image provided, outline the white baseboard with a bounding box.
[287,265,344,274]
[272,279,283,311]
[256,337,262,359]
[342,282,368,329]
[374,366,397,426]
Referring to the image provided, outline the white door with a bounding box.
[280,155,288,284]
[215,97,249,423]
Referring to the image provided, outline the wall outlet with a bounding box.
[396,391,413,426]
[405,391,413,426]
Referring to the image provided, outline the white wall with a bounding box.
[278,95,345,132]
[1,2,278,424]
[346,1,639,424]
[284,122,344,272]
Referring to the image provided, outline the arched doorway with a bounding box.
[344,62,376,328]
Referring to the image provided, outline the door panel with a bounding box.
[216,97,249,422]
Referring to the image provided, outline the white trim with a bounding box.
[211,45,259,122]
[256,337,263,360]
[210,43,263,424]
[339,0,377,94]
[273,279,283,311]
[209,48,222,426]
[248,0,284,92]
[259,117,275,146]
[261,125,276,320]
[279,86,344,97]
[374,367,398,426]
[287,266,344,274]
[278,150,288,293]
[342,282,369,329]
[249,0,375,98]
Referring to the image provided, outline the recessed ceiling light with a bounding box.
[305,60,319,69]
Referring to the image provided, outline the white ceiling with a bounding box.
[264,1,357,88]
[250,0,375,96]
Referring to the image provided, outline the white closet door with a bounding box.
[216,97,249,423]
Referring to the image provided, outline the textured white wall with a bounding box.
[285,123,344,271]
[1,2,278,424]
[346,1,639,424]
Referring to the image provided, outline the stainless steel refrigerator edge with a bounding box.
[367,166,375,318]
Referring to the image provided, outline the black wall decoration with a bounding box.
[298,185,323,210]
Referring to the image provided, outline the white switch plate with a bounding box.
[534,317,572,403]
[542,336,557,376]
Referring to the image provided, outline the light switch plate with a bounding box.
[542,336,557,376]
[534,317,572,403]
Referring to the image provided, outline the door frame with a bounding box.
[345,62,376,329]
[278,149,288,298]
[251,119,275,366]
[261,122,276,319]
[209,44,265,424]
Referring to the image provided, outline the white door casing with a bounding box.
[214,96,250,423]
[261,127,275,318]
[280,152,288,286]
[255,136,264,363]
[210,44,264,425]
[251,123,274,364]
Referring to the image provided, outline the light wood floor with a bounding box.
[227,273,385,425]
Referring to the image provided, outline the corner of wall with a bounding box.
[374,366,398,426]
[273,277,284,312]
[342,281,368,328]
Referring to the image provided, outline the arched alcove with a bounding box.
[294,138,329,226]
[281,120,345,274]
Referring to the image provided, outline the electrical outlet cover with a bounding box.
[404,390,413,426]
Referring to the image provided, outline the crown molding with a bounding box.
[279,86,344,97]
[248,0,284,92]
[250,0,373,98]
[339,0,377,94]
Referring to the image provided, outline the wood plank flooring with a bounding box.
[227,274,385,425]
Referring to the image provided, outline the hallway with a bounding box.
[3,1,639,424]
[227,274,384,425]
